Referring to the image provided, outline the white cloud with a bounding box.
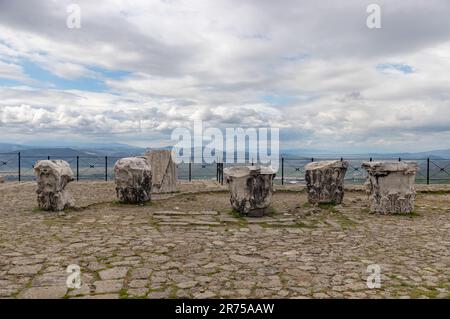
[0,0,450,151]
[0,60,28,82]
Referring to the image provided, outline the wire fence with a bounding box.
[1,152,449,185]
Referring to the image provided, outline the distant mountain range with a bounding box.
[0,143,146,157]
[1,142,450,159]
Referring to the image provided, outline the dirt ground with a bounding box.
[0,180,449,299]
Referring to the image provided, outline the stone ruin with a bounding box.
[361,161,419,214]
[305,160,348,205]
[114,157,152,204]
[34,160,75,211]
[224,166,277,217]
[144,150,177,193]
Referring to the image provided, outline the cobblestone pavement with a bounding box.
[0,181,449,299]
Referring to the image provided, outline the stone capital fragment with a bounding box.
[361,161,419,214]
[305,160,348,205]
[144,150,177,193]
[114,157,152,204]
[224,166,276,217]
[34,160,75,211]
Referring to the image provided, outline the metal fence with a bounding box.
[1,152,450,185]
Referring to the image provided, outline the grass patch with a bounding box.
[111,200,153,207]
[334,213,358,228]
[418,190,449,195]
[229,209,245,219]
[318,203,338,212]
[260,221,317,229]
[392,211,421,218]
[408,287,439,299]
[302,202,312,209]
[119,288,129,299]
[42,218,59,226]
[168,286,179,299]
[265,207,277,217]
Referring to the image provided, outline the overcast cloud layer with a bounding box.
[1,0,450,152]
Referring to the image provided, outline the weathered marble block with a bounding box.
[305,160,348,205]
[34,160,75,211]
[224,166,276,217]
[361,161,419,214]
[144,150,177,193]
[114,157,152,204]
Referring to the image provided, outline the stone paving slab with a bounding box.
[0,181,449,299]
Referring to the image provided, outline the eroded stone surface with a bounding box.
[362,161,419,214]
[144,150,177,193]
[34,160,75,211]
[224,166,276,217]
[0,181,449,299]
[114,157,152,204]
[305,160,348,205]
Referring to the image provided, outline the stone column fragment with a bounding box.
[305,160,348,205]
[114,157,152,204]
[361,161,419,214]
[144,150,177,193]
[34,160,75,211]
[224,166,276,217]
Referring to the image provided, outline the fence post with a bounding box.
[427,157,430,185]
[281,157,284,185]
[221,163,224,185]
[48,155,50,160]
[188,161,192,182]
[370,157,372,162]
[76,156,79,181]
[399,157,401,162]
[105,156,108,181]
[18,152,21,182]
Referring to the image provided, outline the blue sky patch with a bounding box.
[376,63,414,74]
[261,94,297,106]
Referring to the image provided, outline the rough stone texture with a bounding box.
[224,166,276,217]
[305,160,348,205]
[362,161,419,214]
[144,150,177,193]
[114,157,152,204]
[0,181,449,299]
[34,160,75,211]
[18,286,67,299]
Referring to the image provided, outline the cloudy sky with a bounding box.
[1,0,450,152]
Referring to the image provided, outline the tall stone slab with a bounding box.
[224,166,276,217]
[144,150,177,193]
[34,160,75,211]
[361,161,419,214]
[114,157,152,204]
[305,160,348,205]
